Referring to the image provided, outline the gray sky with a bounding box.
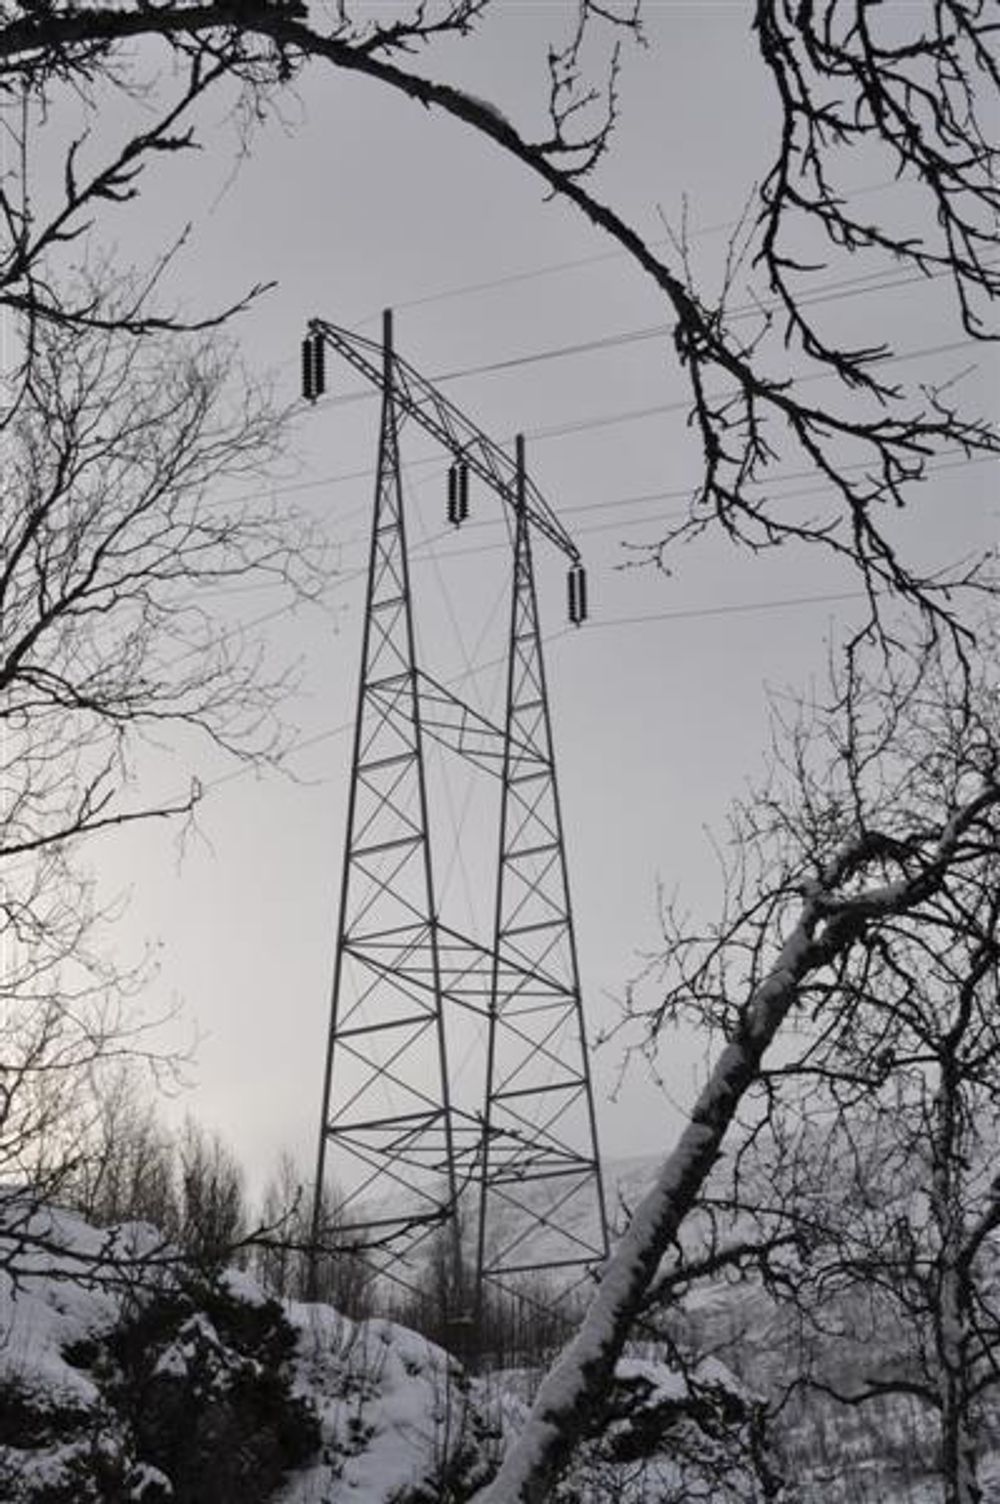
[79,2,998,1200]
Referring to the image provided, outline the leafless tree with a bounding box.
[175,1117,249,1270]
[2,295,317,846]
[0,2,995,647]
[461,629,998,1502]
[663,644,1000,1504]
[253,1150,305,1300]
[0,853,171,1251]
[0,182,321,1304]
[72,1066,179,1233]
[617,631,1000,1504]
[0,295,319,1245]
[250,1156,376,1316]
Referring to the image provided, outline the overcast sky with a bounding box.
[74,2,998,1201]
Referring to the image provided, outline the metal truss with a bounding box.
[309,315,464,1300]
[308,312,607,1326]
[305,316,578,561]
[477,438,608,1304]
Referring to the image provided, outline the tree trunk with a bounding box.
[471,911,836,1503]
[932,1065,980,1504]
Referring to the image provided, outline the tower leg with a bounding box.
[475,435,608,1352]
[309,311,460,1306]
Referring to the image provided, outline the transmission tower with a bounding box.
[304,311,608,1319]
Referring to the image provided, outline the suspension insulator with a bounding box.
[313,334,325,398]
[301,332,326,403]
[568,563,588,626]
[301,337,314,401]
[447,462,469,526]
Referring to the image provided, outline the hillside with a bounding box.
[452,1146,1000,1502]
[0,1197,769,1504]
[5,1150,1000,1502]
[601,1154,1000,1504]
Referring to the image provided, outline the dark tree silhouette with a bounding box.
[0,1,996,647]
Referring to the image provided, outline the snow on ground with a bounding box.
[0,1202,167,1409]
[0,1201,180,1501]
[2,1199,762,1503]
[277,1303,500,1503]
[2,1202,497,1504]
[8,1195,989,1503]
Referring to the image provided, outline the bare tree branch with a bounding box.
[1,2,995,644]
[471,671,1000,1497]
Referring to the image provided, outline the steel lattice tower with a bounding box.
[305,311,607,1320]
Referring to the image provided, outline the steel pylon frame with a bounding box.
[307,311,608,1317]
[476,436,608,1305]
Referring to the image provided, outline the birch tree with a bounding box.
[465,634,1000,1502]
[696,645,1000,1504]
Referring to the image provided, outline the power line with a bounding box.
[314,259,989,412]
[430,263,969,385]
[408,452,994,567]
[227,331,992,520]
[197,445,996,600]
[345,176,903,324]
[574,590,867,632]
[523,339,984,445]
[159,582,885,809]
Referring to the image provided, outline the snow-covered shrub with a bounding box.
[555,1352,781,1504]
[101,1273,320,1501]
[0,1209,320,1504]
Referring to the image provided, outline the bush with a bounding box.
[3,1270,320,1504]
[105,1275,319,1503]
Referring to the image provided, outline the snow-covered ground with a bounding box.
[0,1196,767,1503]
[4,1185,998,1502]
